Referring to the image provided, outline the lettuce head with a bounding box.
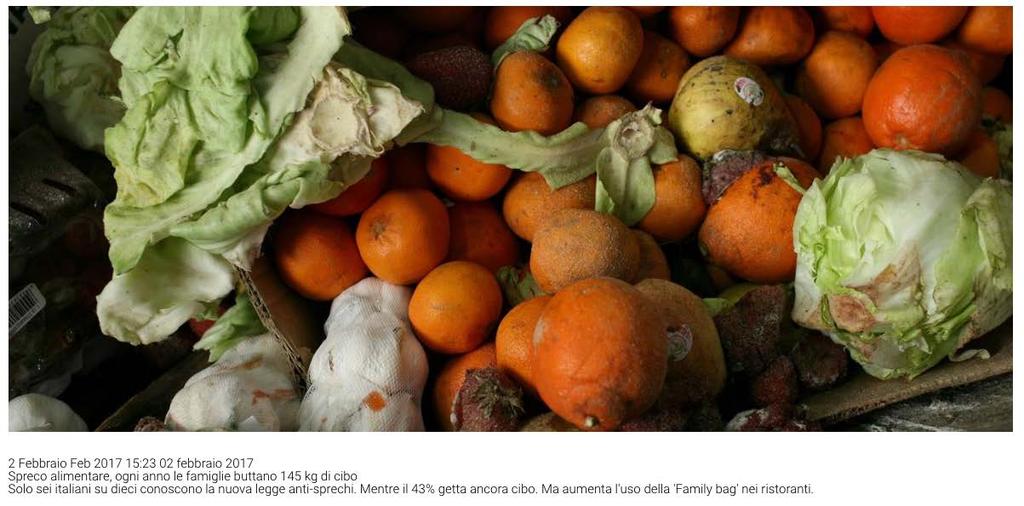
[792,149,1012,379]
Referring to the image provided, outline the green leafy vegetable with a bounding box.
[26,6,134,151]
[792,149,1012,379]
[491,15,559,68]
[414,106,675,224]
[98,6,427,346]
[103,6,349,274]
[195,293,267,361]
[97,238,235,345]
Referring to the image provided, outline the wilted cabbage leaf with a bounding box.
[26,6,134,151]
[792,149,1012,379]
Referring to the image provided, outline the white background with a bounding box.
[2,1,1022,505]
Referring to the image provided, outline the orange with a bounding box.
[625,30,690,104]
[667,7,739,58]
[555,7,644,94]
[862,44,981,156]
[815,6,874,39]
[533,277,668,430]
[724,7,815,66]
[957,7,1012,56]
[386,143,432,190]
[483,6,573,50]
[635,279,726,408]
[871,7,967,45]
[447,200,520,273]
[957,128,1001,179]
[530,209,640,293]
[699,159,819,283]
[785,95,823,162]
[310,157,388,217]
[796,31,877,119]
[982,87,1012,124]
[355,188,450,285]
[409,261,503,355]
[495,295,552,396]
[574,95,637,129]
[272,210,367,301]
[636,156,706,242]
[426,115,512,201]
[632,230,670,282]
[943,40,1006,85]
[626,7,664,19]
[432,343,497,431]
[818,116,875,173]
[502,172,597,242]
[491,51,575,135]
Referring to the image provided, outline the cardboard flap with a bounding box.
[236,256,324,386]
[802,321,1013,425]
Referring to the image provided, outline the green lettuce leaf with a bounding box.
[413,106,675,224]
[194,293,267,361]
[26,6,134,151]
[96,238,235,345]
[103,6,350,274]
[491,15,559,68]
[792,149,1013,379]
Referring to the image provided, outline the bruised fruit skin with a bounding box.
[406,45,492,111]
[702,150,770,206]
[713,284,787,378]
[530,209,641,293]
[311,158,389,217]
[496,295,551,397]
[409,261,503,355]
[635,279,726,408]
[356,189,449,285]
[533,278,669,431]
[637,156,707,242]
[432,343,497,431]
[555,7,645,94]
[750,355,799,407]
[491,51,575,136]
[698,159,819,284]
[502,172,597,242]
[273,210,367,301]
[453,367,525,431]
[631,230,670,282]
[447,201,520,273]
